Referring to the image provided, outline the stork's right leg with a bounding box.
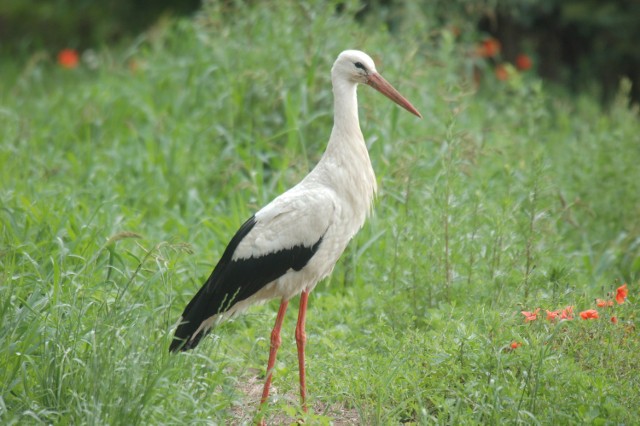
[295,290,309,412]
[260,298,289,406]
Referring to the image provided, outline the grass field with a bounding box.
[1,1,639,424]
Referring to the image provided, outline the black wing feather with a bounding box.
[170,215,323,352]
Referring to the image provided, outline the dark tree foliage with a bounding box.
[480,0,640,103]
[358,0,640,103]
[1,0,638,103]
[0,0,201,52]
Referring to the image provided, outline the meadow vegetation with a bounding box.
[1,1,639,424]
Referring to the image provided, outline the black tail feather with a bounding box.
[169,320,207,352]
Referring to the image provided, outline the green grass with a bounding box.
[1,1,639,424]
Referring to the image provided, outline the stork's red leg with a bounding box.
[295,290,309,412]
[260,299,289,406]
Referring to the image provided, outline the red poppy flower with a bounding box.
[546,310,560,321]
[596,298,614,307]
[521,308,540,322]
[510,341,521,349]
[58,49,79,69]
[616,284,628,304]
[478,38,501,58]
[515,54,532,71]
[560,306,574,320]
[611,316,618,324]
[579,309,599,320]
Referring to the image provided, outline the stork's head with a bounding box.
[332,50,422,118]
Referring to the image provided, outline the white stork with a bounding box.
[170,50,421,413]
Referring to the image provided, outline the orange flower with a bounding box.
[580,309,599,320]
[515,53,532,71]
[546,310,560,321]
[560,306,574,320]
[521,308,540,322]
[611,316,618,324]
[478,38,501,58]
[495,64,509,81]
[596,298,613,308]
[57,49,79,69]
[616,284,628,304]
[510,341,521,349]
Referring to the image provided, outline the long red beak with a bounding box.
[367,73,422,118]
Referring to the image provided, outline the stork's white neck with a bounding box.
[330,78,361,139]
[310,76,377,226]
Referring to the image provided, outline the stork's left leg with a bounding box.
[295,290,309,412]
[260,298,289,407]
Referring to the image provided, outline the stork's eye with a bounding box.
[354,62,366,71]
